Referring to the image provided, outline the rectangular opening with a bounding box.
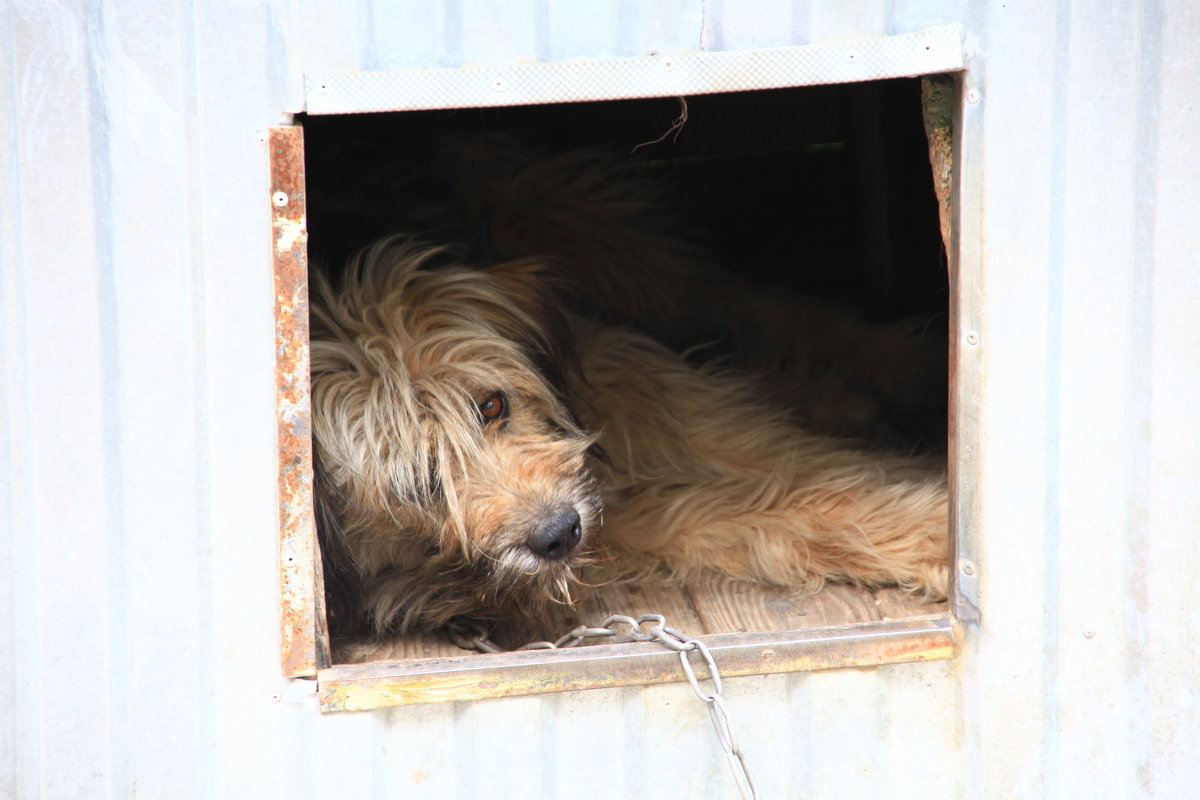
[274,36,965,708]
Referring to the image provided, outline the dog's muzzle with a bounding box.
[528,507,583,561]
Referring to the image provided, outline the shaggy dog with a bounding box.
[309,149,949,647]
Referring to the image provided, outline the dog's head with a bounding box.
[309,238,602,643]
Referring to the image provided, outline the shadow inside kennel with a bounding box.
[297,79,951,664]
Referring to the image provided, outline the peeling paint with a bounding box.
[275,216,307,255]
[270,126,328,677]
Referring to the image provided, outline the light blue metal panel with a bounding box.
[188,2,312,797]
[359,0,457,70]
[611,0,704,55]
[701,0,812,51]
[305,25,964,114]
[299,0,372,73]
[0,4,23,793]
[1054,2,1199,796]
[372,702,462,797]
[302,666,962,800]
[705,1,971,54]
[948,5,1066,795]
[548,0,706,61]
[1,2,121,797]
[95,4,206,793]
[1137,8,1200,797]
[455,0,542,65]
[543,0,625,61]
[890,0,970,36]
[953,0,1200,797]
[2,0,305,797]
[301,0,707,73]
[1052,2,1149,793]
[809,2,890,42]
[4,0,1200,798]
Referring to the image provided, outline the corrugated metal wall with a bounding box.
[1,1,1196,797]
[956,2,1200,795]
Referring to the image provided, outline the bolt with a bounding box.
[272,191,289,208]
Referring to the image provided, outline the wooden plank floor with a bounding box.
[334,577,949,665]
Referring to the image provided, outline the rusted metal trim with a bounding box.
[272,126,328,677]
[317,614,959,712]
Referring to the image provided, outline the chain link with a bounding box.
[448,614,759,799]
[446,619,507,653]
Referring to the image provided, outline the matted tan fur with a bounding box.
[310,236,949,646]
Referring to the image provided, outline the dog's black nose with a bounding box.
[529,508,583,561]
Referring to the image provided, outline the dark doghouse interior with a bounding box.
[302,80,946,324]
[298,79,951,662]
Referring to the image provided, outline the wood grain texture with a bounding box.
[335,631,463,663]
[872,586,949,620]
[332,577,949,664]
[688,576,877,633]
[574,576,705,631]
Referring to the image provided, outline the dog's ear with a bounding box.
[484,258,586,418]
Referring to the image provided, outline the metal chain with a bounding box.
[448,614,759,800]
[446,619,507,654]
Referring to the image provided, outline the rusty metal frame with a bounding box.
[275,63,968,700]
[318,615,959,711]
[272,126,330,678]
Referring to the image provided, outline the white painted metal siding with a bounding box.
[1,1,1197,798]
[956,3,1200,795]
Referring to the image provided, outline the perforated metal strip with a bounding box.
[305,24,963,115]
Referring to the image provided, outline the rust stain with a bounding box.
[316,616,960,712]
[271,126,327,678]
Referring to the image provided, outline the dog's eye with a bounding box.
[478,392,509,424]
